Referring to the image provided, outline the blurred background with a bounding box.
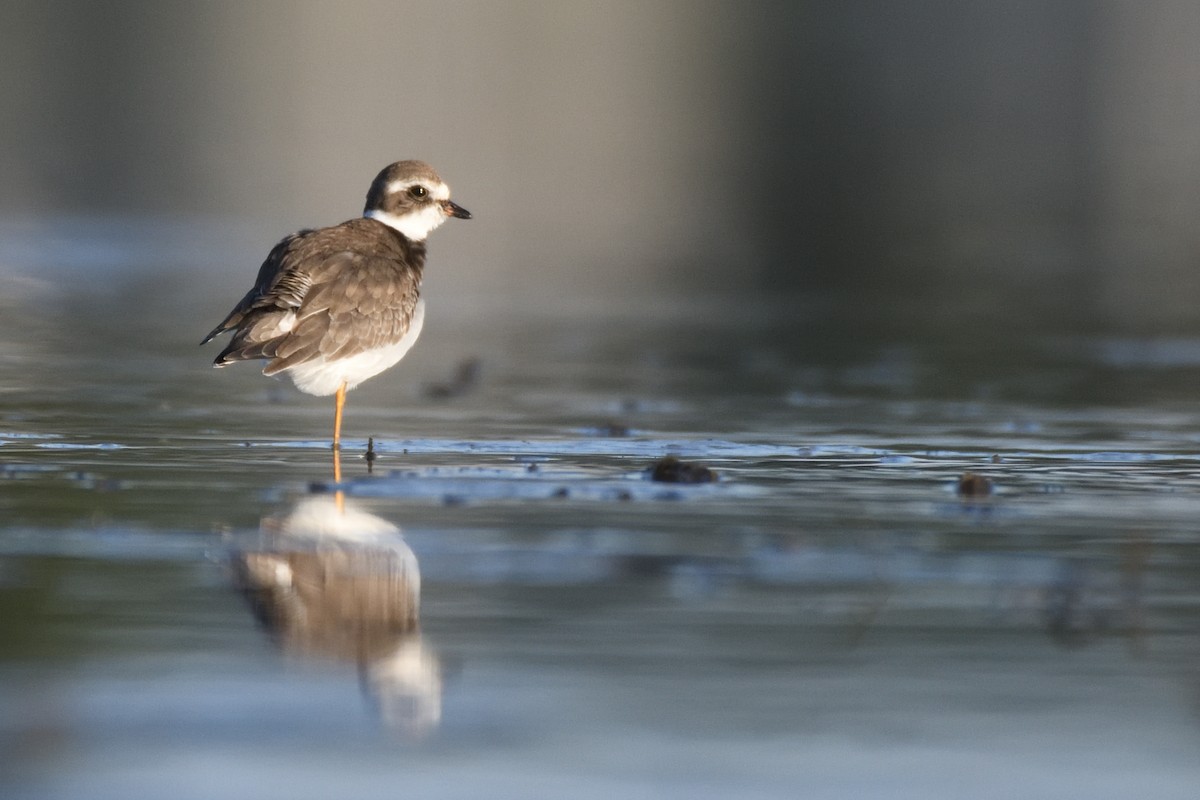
[3,0,1200,338]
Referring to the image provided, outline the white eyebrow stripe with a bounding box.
[386,179,450,201]
[386,179,418,194]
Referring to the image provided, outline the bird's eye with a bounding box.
[409,185,427,199]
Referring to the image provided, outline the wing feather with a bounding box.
[206,219,424,374]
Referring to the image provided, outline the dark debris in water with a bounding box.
[648,455,717,484]
[957,471,994,497]
[365,437,378,474]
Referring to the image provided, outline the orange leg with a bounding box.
[332,381,347,485]
[333,381,347,450]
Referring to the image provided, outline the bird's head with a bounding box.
[363,160,471,241]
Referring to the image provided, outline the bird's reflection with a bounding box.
[233,493,441,737]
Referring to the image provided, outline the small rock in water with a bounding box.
[649,455,716,484]
[957,471,993,497]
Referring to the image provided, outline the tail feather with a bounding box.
[200,309,246,346]
[213,337,283,367]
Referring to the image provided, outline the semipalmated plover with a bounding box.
[202,161,471,474]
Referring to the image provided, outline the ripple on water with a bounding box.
[259,436,809,459]
[34,441,129,450]
[330,463,753,504]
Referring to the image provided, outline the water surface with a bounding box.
[1,229,1199,798]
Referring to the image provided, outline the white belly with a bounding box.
[281,300,425,396]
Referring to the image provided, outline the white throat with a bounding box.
[364,205,447,242]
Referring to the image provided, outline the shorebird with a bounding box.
[202,160,471,479]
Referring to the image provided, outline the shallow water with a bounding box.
[1,235,1199,798]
